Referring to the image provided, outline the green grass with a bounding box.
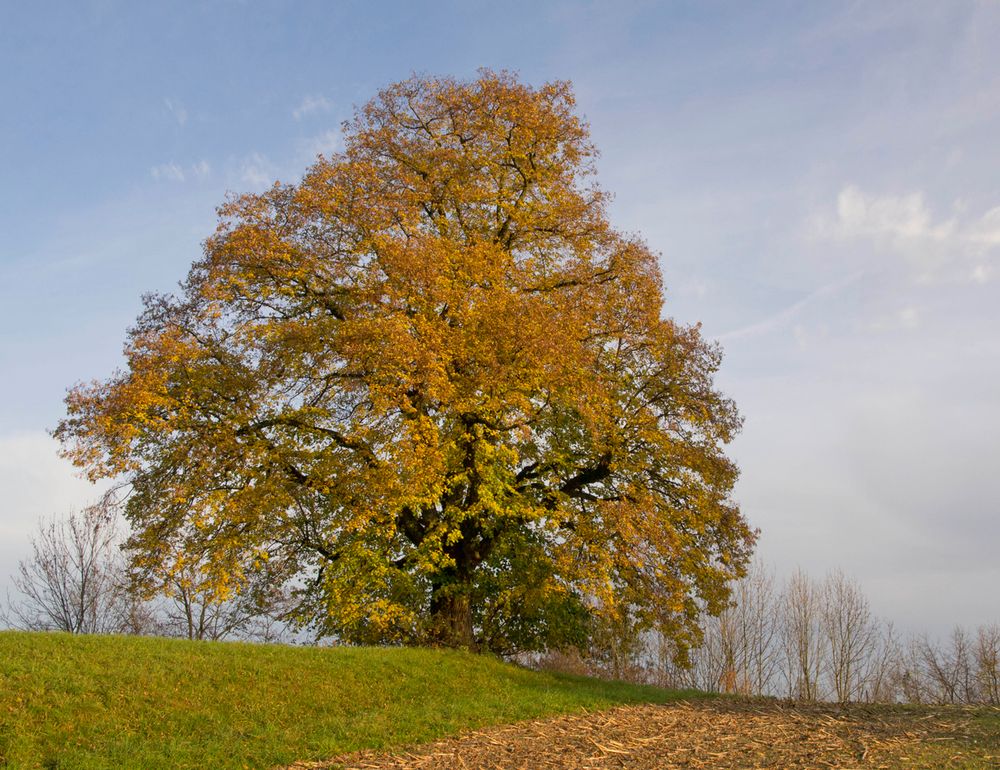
[896,706,1000,769]
[0,631,694,769]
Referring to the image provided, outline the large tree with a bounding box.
[57,71,755,654]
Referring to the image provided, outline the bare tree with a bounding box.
[820,569,881,702]
[731,561,781,695]
[696,562,781,695]
[649,626,693,690]
[4,497,295,643]
[585,559,990,707]
[4,500,146,634]
[780,568,826,700]
[900,625,1000,706]
[908,627,977,704]
[686,611,727,693]
[582,605,649,682]
[157,558,292,642]
[133,538,296,643]
[975,624,1000,705]
[952,626,977,703]
[861,620,901,703]
[672,562,782,695]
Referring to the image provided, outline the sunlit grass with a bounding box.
[0,631,694,769]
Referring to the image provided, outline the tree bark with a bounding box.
[429,580,476,651]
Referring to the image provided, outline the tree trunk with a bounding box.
[429,583,476,650]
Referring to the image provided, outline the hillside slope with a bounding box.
[0,632,691,769]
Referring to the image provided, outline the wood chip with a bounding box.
[281,700,1000,770]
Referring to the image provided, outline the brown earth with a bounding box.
[288,699,1000,770]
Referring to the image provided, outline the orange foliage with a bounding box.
[56,72,755,652]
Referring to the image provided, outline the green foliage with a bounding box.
[0,631,694,769]
[473,529,592,655]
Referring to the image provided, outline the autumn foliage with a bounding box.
[57,72,755,653]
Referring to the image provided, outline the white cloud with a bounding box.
[150,160,211,183]
[150,162,186,182]
[868,305,921,332]
[967,205,1000,246]
[897,306,919,329]
[239,152,275,190]
[814,185,1000,284]
[835,185,954,241]
[301,129,343,159]
[164,98,188,126]
[0,432,106,595]
[293,94,333,121]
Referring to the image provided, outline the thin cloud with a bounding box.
[150,162,186,182]
[239,152,275,189]
[301,129,343,159]
[191,160,211,179]
[967,205,1000,246]
[150,160,211,183]
[293,94,333,121]
[867,305,921,333]
[715,270,865,343]
[163,98,188,126]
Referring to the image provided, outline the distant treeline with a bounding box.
[538,562,1000,706]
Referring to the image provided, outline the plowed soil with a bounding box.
[289,699,1000,769]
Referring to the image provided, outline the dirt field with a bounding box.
[292,699,1000,770]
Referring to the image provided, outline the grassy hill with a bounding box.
[0,631,694,769]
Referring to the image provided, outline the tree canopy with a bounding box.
[57,71,755,654]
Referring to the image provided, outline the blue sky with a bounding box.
[2,1,998,635]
